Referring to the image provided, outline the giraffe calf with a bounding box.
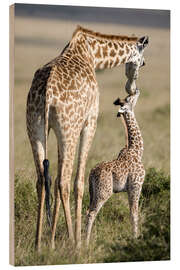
[85,89,145,245]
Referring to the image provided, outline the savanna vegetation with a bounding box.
[13,16,170,266]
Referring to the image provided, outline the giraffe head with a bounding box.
[126,36,149,78]
[124,36,148,94]
[113,89,140,117]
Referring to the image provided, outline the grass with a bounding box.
[12,16,170,265]
[14,168,170,265]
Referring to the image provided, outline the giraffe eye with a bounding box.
[119,106,125,112]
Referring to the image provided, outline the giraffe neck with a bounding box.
[122,111,143,158]
[121,115,129,148]
[71,26,138,70]
[89,36,137,70]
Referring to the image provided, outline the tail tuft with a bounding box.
[89,177,94,207]
[43,159,52,228]
[43,159,49,169]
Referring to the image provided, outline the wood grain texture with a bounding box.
[9,4,15,266]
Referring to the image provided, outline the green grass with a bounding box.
[14,168,170,265]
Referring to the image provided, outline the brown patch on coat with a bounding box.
[119,50,124,56]
[110,50,116,57]
[95,46,101,58]
[102,45,108,58]
[126,46,130,54]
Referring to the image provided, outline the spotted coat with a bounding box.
[86,90,145,245]
[26,26,148,250]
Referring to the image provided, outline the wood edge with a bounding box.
[9,3,15,266]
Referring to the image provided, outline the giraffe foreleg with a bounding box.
[74,114,97,248]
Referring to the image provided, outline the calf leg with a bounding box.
[85,200,107,246]
[127,180,143,238]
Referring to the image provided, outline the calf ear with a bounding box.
[138,36,149,49]
[113,98,121,105]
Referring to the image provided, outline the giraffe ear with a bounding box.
[113,98,121,106]
[138,36,149,49]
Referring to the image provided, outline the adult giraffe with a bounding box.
[26,25,148,251]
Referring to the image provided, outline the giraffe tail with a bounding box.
[43,93,52,228]
[43,159,52,228]
[88,173,94,210]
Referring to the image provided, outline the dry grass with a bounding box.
[13,16,170,265]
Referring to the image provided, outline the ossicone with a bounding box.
[138,36,149,49]
[113,98,121,106]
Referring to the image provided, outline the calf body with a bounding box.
[86,90,145,245]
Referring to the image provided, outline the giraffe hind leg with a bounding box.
[85,198,108,246]
[51,146,61,249]
[57,136,79,243]
[29,135,46,251]
[86,168,113,246]
[50,120,79,246]
[58,151,76,243]
[86,177,112,246]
